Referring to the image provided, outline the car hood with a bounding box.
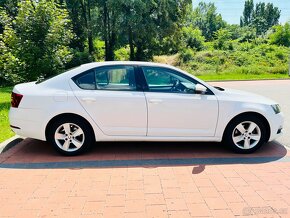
[217,88,277,105]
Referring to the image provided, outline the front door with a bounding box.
[141,66,218,137]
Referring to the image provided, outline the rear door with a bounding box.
[73,65,147,136]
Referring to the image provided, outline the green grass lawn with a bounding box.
[0,87,14,143]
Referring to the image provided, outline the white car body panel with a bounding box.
[9,61,283,145]
[73,89,147,136]
[145,92,218,137]
[213,88,284,141]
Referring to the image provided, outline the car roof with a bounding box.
[80,61,178,70]
[41,61,180,86]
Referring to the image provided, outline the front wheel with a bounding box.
[47,117,94,156]
[223,115,267,153]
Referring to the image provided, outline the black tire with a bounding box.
[223,115,268,154]
[47,116,94,156]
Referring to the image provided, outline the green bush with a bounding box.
[213,28,232,50]
[181,26,205,51]
[114,46,130,61]
[65,49,93,69]
[180,48,195,63]
[178,41,289,78]
[269,22,290,47]
[0,0,74,85]
[93,39,105,61]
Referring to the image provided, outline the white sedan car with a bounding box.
[9,61,283,155]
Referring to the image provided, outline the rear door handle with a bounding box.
[148,99,163,104]
[81,97,96,103]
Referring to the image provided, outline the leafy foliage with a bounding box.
[0,0,289,86]
[0,0,74,84]
[181,26,205,51]
[240,0,281,35]
[213,28,232,50]
[187,2,226,41]
[175,42,289,78]
[269,22,290,47]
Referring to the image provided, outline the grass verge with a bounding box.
[0,87,14,143]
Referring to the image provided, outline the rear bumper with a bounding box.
[9,108,46,141]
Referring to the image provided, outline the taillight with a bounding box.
[11,92,23,108]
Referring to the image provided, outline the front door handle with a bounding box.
[81,97,96,103]
[148,99,163,104]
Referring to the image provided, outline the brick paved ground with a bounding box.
[0,139,290,218]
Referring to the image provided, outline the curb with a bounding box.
[0,135,25,154]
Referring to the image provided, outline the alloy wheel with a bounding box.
[54,123,85,152]
[232,121,261,150]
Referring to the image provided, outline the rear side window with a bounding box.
[75,70,95,90]
[73,66,136,91]
[96,66,136,90]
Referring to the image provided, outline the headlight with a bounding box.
[271,104,281,114]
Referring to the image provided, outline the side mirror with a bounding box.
[195,84,207,94]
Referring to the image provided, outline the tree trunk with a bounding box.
[87,0,94,54]
[80,0,94,54]
[103,2,109,61]
[102,1,117,61]
[109,10,116,60]
[135,44,143,61]
[106,7,115,60]
[103,2,110,61]
[128,26,134,60]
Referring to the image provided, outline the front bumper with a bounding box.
[268,112,284,141]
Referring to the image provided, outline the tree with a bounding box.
[121,0,183,60]
[188,2,225,41]
[238,26,257,42]
[0,0,74,84]
[94,0,119,61]
[240,0,280,35]
[117,0,145,60]
[107,0,191,60]
[214,28,232,50]
[240,0,254,27]
[0,0,18,34]
[269,22,290,47]
[0,0,18,18]
[79,0,96,54]
[63,0,87,52]
[181,26,204,51]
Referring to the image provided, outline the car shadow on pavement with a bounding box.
[0,139,290,169]
[0,138,288,170]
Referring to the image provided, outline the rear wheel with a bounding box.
[223,115,267,153]
[48,116,94,156]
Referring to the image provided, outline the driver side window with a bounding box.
[142,67,196,93]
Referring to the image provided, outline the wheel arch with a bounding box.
[222,112,271,142]
[45,113,96,141]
